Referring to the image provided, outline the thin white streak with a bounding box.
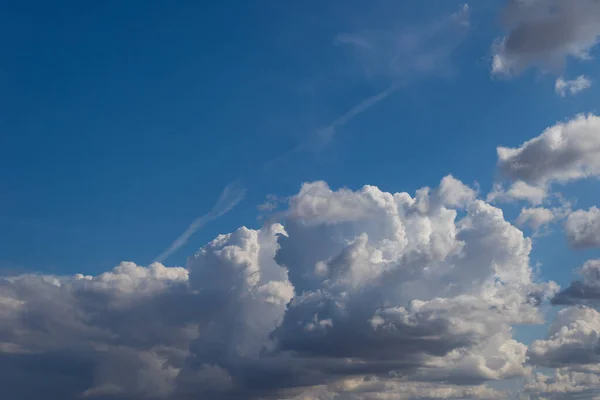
[316,84,398,146]
[154,181,246,263]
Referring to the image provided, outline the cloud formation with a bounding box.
[525,306,600,398]
[0,176,558,399]
[528,306,600,367]
[553,259,600,305]
[516,207,556,231]
[555,75,592,97]
[565,207,600,249]
[335,4,470,81]
[492,0,600,76]
[489,114,600,204]
[525,367,600,399]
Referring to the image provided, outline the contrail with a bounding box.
[155,84,397,263]
[155,180,246,263]
[316,83,398,147]
[262,83,399,170]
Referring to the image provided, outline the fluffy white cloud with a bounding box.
[0,177,559,399]
[490,114,600,204]
[497,114,600,184]
[565,207,600,249]
[516,207,555,230]
[436,174,478,208]
[273,178,555,392]
[491,0,600,76]
[488,181,548,205]
[555,75,592,97]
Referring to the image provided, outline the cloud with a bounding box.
[488,181,548,205]
[516,207,556,230]
[335,4,470,81]
[489,114,600,204]
[553,259,600,305]
[0,176,559,399]
[282,377,508,400]
[0,262,193,400]
[524,305,600,398]
[565,206,600,249]
[491,0,600,76]
[524,367,600,399]
[555,75,592,97]
[515,200,572,233]
[436,174,478,207]
[525,305,600,398]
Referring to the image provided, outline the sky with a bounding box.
[3,1,600,399]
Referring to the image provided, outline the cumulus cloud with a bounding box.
[0,262,193,400]
[0,177,561,399]
[528,306,600,367]
[525,367,600,399]
[555,75,592,97]
[516,199,572,233]
[491,0,600,76]
[525,306,600,398]
[488,181,548,205]
[565,206,600,249]
[516,207,556,230]
[489,114,600,204]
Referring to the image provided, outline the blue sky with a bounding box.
[3,0,598,276]
[3,1,600,399]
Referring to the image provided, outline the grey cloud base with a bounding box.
[0,176,556,400]
[553,260,600,306]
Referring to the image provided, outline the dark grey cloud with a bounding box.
[335,4,470,82]
[553,260,600,305]
[492,0,600,75]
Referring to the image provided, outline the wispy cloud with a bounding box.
[335,4,470,81]
[555,75,592,97]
